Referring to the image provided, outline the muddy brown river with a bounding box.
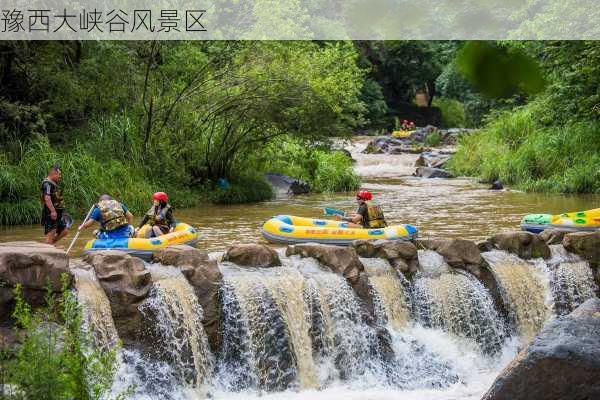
[1,137,598,255]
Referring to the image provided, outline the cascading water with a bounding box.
[140,264,214,387]
[217,264,316,392]
[546,245,598,315]
[71,265,119,349]
[481,250,552,340]
[412,270,506,354]
[362,258,411,330]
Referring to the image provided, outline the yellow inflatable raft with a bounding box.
[261,215,417,245]
[84,222,199,260]
[521,208,600,233]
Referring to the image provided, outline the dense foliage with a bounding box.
[0,39,597,226]
[449,41,600,193]
[0,41,367,223]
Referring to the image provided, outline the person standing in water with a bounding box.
[135,192,176,238]
[41,165,70,245]
[335,190,387,228]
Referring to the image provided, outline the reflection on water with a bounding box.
[1,137,598,254]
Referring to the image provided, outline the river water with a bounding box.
[0,137,598,255]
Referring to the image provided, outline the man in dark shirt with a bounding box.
[41,165,69,244]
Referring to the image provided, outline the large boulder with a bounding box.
[352,239,418,273]
[264,173,310,196]
[223,244,281,268]
[152,245,223,351]
[286,243,364,284]
[538,228,573,245]
[418,239,482,277]
[414,166,453,179]
[84,251,151,343]
[563,231,600,264]
[414,151,452,169]
[487,231,551,259]
[0,242,70,317]
[482,298,600,400]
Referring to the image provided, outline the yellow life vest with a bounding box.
[366,201,387,228]
[145,204,171,228]
[98,200,128,231]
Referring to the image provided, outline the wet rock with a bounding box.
[389,145,428,155]
[0,242,71,317]
[418,239,482,277]
[264,173,310,195]
[487,231,551,259]
[223,244,281,268]
[538,228,572,245]
[84,250,152,343]
[414,166,453,179]
[352,239,418,273]
[286,243,364,284]
[563,231,600,265]
[482,298,600,400]
[409,125,438,142]
[489,180,503,190]
[153,245,223,352]
[414,152,452,169]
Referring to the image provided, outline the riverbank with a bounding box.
[1,136,599,256]
[1,229,598,399]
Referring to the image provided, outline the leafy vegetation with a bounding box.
[1,275,121,400]
[0,41,367,225]
[449,41,600,193]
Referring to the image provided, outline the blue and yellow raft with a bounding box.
[521,208,600,234]
[261,215,417,245]
[84,222,199,260]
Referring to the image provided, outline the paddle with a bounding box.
[323,207,346,217]
[66,204,96,255]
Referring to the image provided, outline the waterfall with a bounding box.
[71,264,119,349]
[140,264,214,388]
[481,250,552,340]
[302,267,373,382]
[412,271,506,354]
[546,245,598,315]
[218,264,317,391]
[362,258,411,330]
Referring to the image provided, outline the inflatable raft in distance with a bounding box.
[84,222,199,260]
[520,208,600,233]
[261,215,417,245]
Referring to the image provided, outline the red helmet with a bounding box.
[152,192,168,202]
[356,190,372,201]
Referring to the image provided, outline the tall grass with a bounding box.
[0,136,200,226]
[449,107,600,193]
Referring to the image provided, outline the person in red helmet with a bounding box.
[335,190,387,228]
[135,192,176,237]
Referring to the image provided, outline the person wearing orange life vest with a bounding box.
[135,192,176,238]
[335,190,387,228]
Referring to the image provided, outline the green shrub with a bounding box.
[263,140,361,193]
[3,275,120,400]
[424,131,442,147]
[211,175,274,204]
[432,97,466,128]
[310,151,361,192]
